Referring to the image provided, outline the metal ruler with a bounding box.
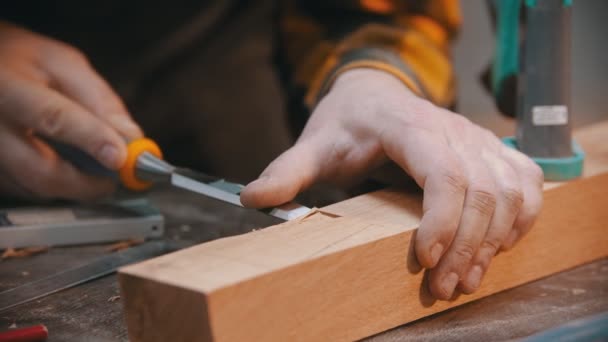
[0,240,189,312]
[0,198,164,249]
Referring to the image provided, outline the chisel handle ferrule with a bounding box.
[119,138,164,191]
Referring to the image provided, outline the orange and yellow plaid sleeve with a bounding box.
[280,0,461,110]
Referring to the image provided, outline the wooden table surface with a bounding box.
[1,186,607,342]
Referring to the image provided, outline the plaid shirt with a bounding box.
[282,0,461,110]
[2,0,461,112]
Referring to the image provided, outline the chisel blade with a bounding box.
[169,172,311,221]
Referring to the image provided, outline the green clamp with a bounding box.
[502,137,585,181]
[492,0,573,100]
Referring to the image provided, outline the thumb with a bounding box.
[240,140,324,208]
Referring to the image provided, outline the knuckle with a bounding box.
[453,241,477,262]
[37,103,65,136]
[481,238,502,253]
[468,188,497,216]
[325,134,351,165]
[439,168,468,195]
[527,162,544,185]
[500,186,524,213]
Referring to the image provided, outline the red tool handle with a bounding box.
[0,325,48,342]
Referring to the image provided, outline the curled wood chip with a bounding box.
[297,207,340,222]
[1,246,49,260]
[105,238,145,252]
[108,295,121,302]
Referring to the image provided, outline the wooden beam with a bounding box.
[119,121,608,342]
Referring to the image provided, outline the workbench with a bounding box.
[1,185,606,342]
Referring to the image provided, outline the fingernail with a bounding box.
[504,229,520,248]
[465,265,483,290]
[430,243,444,266]
[98,144,120,168]
[441,272,459,298]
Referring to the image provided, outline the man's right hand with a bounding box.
[0,22,143,200]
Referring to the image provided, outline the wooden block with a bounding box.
[119,121,608,342]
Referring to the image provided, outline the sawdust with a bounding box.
[107,295,121,302]
[105,238,145,252]
[571,288,586,295]
[1,246,49,260]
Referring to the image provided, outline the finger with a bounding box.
[0,125,114,200]
[459,154,523,294]
[241,139,324,208]
[0,75,128,170]
[499,147,544,249]
[428,155,496,300]
[0,167,32,199]
[43,49,142,140]
[380,124,467,269]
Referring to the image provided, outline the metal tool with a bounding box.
[133,148,311,221]
[493,0,584,181]
[0,240,188,312]
[53,137,311,221]
[0,199,164,249]
[0,139,311,311]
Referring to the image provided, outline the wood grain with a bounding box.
[119,121,608,341]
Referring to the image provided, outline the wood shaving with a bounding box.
[297,207,340,222]
[1,246,49,260]
[571,288,586,295]
[106,238,145,252]
[108,295,121,302]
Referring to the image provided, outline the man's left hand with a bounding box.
[241,68,543,300]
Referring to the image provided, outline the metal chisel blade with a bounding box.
[170,172,311,221]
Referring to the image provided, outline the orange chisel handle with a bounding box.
[118,138,163,191]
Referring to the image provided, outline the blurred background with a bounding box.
[455,0,607,136]
[1,0,605,183]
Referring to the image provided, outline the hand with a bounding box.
[0,22,142,200]
[241,68,544,299]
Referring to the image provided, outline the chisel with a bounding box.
[0,139,311,312]
[51,137,311,221]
